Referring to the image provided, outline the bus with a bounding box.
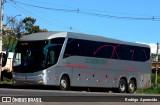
[12,31,151,93]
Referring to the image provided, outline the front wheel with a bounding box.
[118,79,127,93]
[59,76,70,90]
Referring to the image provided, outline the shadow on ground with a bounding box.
[0,84,115,93]
[0,84,13,88]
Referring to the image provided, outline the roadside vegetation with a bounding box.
[135,73,160,94]
[0,80,12,85]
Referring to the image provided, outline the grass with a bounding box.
[135,73,160,94]
[136,85,160,94]
[0,80,12,85]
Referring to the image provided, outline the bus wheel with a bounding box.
[118,79,127,93]
[59,76,70,90]
[127,80,136,93]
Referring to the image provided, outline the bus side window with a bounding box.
[14,53,21,66]
[64,39,80,58]
[47,50,55,67]
[49,51,55,64]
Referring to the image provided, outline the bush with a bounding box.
[1,69,12,81]
[136,84,160,94]
[136,73,160,94]
[151,73,160,85]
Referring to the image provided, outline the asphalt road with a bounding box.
[0,86,160,105]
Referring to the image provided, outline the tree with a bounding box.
[2,34,17,51]
[2,16,25,51]
[4,16,25,36]
[22,17,47,34]
[151,53,160,62]
[2,16,48,51]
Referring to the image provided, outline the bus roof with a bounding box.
[19,31,150,48]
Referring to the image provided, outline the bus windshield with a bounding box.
[13,41,48,73]
[13,38,65,73]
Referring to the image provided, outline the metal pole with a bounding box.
[0,0,4,81]
[5,14,21,26]
[155,43,159,88]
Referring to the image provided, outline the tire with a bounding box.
[59,76,70,90]
[127,80,136,93]
[118,79,127,93]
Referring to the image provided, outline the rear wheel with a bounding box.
[127,80,136,93]
[59,76,70,90]
[118,79,127,93]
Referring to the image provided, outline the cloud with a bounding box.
[136,42,159,54]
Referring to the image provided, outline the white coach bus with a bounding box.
[12,31,151,93]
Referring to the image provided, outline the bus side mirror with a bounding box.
[0,53,7,67]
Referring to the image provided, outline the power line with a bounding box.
[19,0,78,10]
[79,11,160,21]
[80,8,160,18]
[10,0,160,21]
[15,0,160,18]
[7,0,86,33]
[11,0,79,13]
[7,0,75,30]
[9,2,62,27]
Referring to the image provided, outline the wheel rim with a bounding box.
[61,79,67,89]
[129,83,134,92]
[120,83,125,92]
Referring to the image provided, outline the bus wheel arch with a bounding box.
[118,77,127,93]
[59,74,70,90]
[127,78,137,93]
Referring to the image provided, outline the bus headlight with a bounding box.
[13,80,16,84]
[38,73,43,77]
[12,74,15,78]
[38,79,43,84]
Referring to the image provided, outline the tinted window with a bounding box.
[13,38,65,73]
[63,39,81,58]
[50,38,65,45]
[64,38,150,62]
[46,47,57,68]
[13,40,48,73]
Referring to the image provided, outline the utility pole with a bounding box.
[0,0,5,81]
[155,43,159,88]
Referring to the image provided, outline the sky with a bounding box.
[3,0,160,53]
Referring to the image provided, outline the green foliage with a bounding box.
[135,73,160,94]
[22,17,36,34]
[151,53,160,61]
[2,16,48,51]
[22,17,48,34]
[0,80,12,84]
[151,73,160,83]
[2,34,17,51]
[136,85,160,94]
[30,25,41,33]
